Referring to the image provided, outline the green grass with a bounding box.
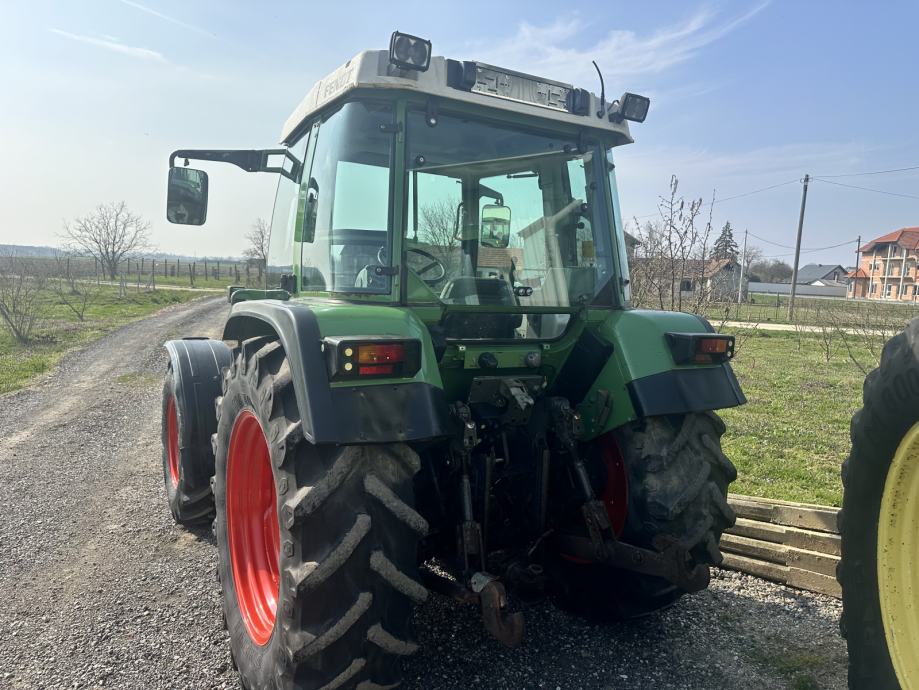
[0,286,203,395]
[719,328,880,506]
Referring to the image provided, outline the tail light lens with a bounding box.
[666,332,735,365]
[323,338,421,380]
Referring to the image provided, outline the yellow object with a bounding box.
[344,362,353,371]
[344,347,353,357]
[878,420,919,689]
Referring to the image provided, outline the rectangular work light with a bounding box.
[609,92,651,123]
[666,333,735,365]
[323,337,422,380]
[389,31,432,72]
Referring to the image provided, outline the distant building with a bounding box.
[631,256,747,302]
[791,263,848,285]
[849,228,919,300]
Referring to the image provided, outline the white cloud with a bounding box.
[116,0,214,37]
[49,28,166,62]
[473,3,769,86]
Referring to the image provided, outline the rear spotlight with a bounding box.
[608,92,651,124]
[389,31,432,72]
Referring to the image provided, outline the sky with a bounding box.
[2,1,919,265]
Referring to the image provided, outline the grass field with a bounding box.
[0,286,204,395]
[719,327,878,506]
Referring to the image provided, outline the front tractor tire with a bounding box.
[839,323,919,690]
[557,412,736,620]
[214,336,428,690]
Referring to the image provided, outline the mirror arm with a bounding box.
[478,182,504,206]
[168,149,301,181]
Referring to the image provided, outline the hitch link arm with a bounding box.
[548,397,709,592]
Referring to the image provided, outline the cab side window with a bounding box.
[265,135,309,288]
[300,101,394,293]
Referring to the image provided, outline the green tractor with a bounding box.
[161,32,745,690]
[839,321,919,689]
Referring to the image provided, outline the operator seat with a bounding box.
[439,277,522,339]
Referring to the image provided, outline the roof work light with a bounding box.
[389,31,432,72]
[609,92,651,123]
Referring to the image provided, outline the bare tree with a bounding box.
[628,176,723,314]
[244,218,270,264]
[749,258,792,283]
[64,202,152,280]
[51,251,96,321]
[243,218,270,284]
[0,253,47,343]
[416,201,461,275]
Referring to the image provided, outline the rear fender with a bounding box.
[577,309,746,438]
[163,337,233,466]
[222,300,451,444]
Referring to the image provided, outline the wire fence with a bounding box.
[696,293,919,329]
[9,254,264,290]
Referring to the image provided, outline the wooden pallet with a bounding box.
[719,494,841,598]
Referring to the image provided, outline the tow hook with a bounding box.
[473,573,525,648]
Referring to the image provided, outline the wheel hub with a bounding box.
[227,409,280,646]
[878,419,919,688]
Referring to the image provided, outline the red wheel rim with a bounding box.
[226,409,280,646]
[166,395,180,488]
[560,434,629,564]
[598,433,628,536]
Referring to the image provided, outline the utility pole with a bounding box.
[737,228,748,304]
[852,235,860,300]
[787,174,810,321]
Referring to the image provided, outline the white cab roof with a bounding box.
[280,50,634,145]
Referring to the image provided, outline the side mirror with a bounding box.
[166,167,209,225]
[481,204,511,249]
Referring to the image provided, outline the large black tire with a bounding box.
[556,412,736,620]
[839,324,919,690]
[161,365,216,526]
[215,336,428,690]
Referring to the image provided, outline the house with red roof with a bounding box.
[849,227,919,300]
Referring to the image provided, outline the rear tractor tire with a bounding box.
[556,412,737,620]
[161,365,217,526]
[214,336,428,690]
[839,322,919,690]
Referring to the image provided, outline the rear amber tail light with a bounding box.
[698,337,729,354]
[323,338,421,380]
[666,332,735,365]
[357,343,405,364]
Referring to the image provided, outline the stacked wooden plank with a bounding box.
[719,494,841,598]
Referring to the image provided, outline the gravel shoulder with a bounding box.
[0,297,847,689]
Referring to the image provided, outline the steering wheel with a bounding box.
[377,246,447,285]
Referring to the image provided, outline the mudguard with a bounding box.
[222,300,451,445]
[164,337,233,477]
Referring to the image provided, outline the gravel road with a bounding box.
[0,297,848,689]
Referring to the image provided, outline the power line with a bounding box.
[811,177,919,200]
[630,178,799,220]
[748,231,857,252]
[760,243,855,259]
[814,164,919,179]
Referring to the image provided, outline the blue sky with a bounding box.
[2,1,919,264]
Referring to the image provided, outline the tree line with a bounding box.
[0,201,269,344]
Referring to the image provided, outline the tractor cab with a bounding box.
[167,32,649,343]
